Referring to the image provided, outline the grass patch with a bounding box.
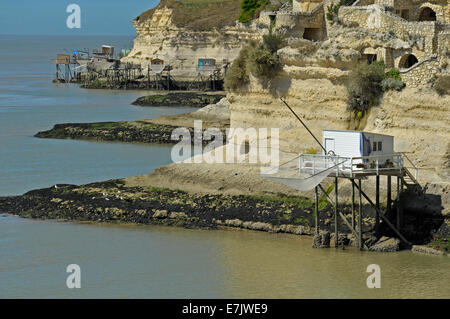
[238,0,269,23]
[137,0,242,31]
[318,184,334,210]
[429,237,450,253]
[89,122,125,129]
[248,194,313,209]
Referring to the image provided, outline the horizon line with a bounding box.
[0,33,137,37]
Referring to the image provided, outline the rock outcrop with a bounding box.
[122,0,263,80]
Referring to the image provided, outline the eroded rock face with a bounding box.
[122,6,262,81]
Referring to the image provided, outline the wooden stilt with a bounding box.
[397,176,402,230]
[387,175,392,215]
[376,175,380,231]
[334,177,339,248]
[315,186,319,235]
[358,179,363,250]
[354,180,410,246]
[318,183,367,249]
[351,178,355,230]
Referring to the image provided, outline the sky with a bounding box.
[0,0,160,36]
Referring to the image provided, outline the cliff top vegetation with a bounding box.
[135,0,242,31]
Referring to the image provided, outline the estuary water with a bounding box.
[1,35,449,299]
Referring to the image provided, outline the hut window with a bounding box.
[373,142,377,151]
[378,141,382,151]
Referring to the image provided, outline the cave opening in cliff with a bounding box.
[303,28,322,42]
[365,54,377,64]
[399,54,418,69]
[418,7,437,21]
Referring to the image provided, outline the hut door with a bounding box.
[325,138,335,154]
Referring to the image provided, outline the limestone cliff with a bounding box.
[122,0,264,80]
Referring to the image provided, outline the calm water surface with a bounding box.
[1,35,449,299]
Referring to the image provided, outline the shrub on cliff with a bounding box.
[385,68,402,81]
[248,34,284,80]
[225,34,285,91]
[434,75,450,96]
[238,0,269,23]
[262,33,286,54]
[248,46,283,79]
[381,78,405,92]
[346,61,386,113]
[224,45,253,91]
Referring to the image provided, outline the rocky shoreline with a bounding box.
[131,92,226,107]
[1,178,448,253]
[79,79,224,91]
[0,181,327,235]
[34,121,227,145]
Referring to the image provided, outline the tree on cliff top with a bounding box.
[238,0,270,23]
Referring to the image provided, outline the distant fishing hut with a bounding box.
[51,54,77,83]
[148,58,171,90]
[194,58,221,91]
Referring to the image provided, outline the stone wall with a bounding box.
[374,0,448,23]
[399,55,440,87]
[339,5,438,59]
[293,0,323,13]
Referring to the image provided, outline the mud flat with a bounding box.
[35,97,230,144]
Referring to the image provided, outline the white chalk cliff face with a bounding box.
[122,7,262,80]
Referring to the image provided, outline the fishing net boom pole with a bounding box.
[280,97,327,154]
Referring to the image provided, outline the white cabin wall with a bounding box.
[322,131,363,158]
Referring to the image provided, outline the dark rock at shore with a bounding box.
[368,236,401,252]
[79,79,224,91]
[131,92,226,107]
[34,121,227,145]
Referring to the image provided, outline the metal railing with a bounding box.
[299,153,405,178]
[401,152,418,181]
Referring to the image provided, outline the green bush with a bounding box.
[385,68,402,81]
[305,147,319,154]
[381,78,405,92]
[434,75,450,96]
[346,61,386,113]
[248,46,282,79]
[238,0,269,23]
[248,34,284,80]
[263,33,286,54]
[225,35,285,91]
[224,46,253,91]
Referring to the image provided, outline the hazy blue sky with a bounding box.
[0,0,160,35]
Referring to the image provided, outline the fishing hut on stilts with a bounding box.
[51,54,78,83]
[189,58,222,91]
[262,98,421,250]
[148,59,171,90]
